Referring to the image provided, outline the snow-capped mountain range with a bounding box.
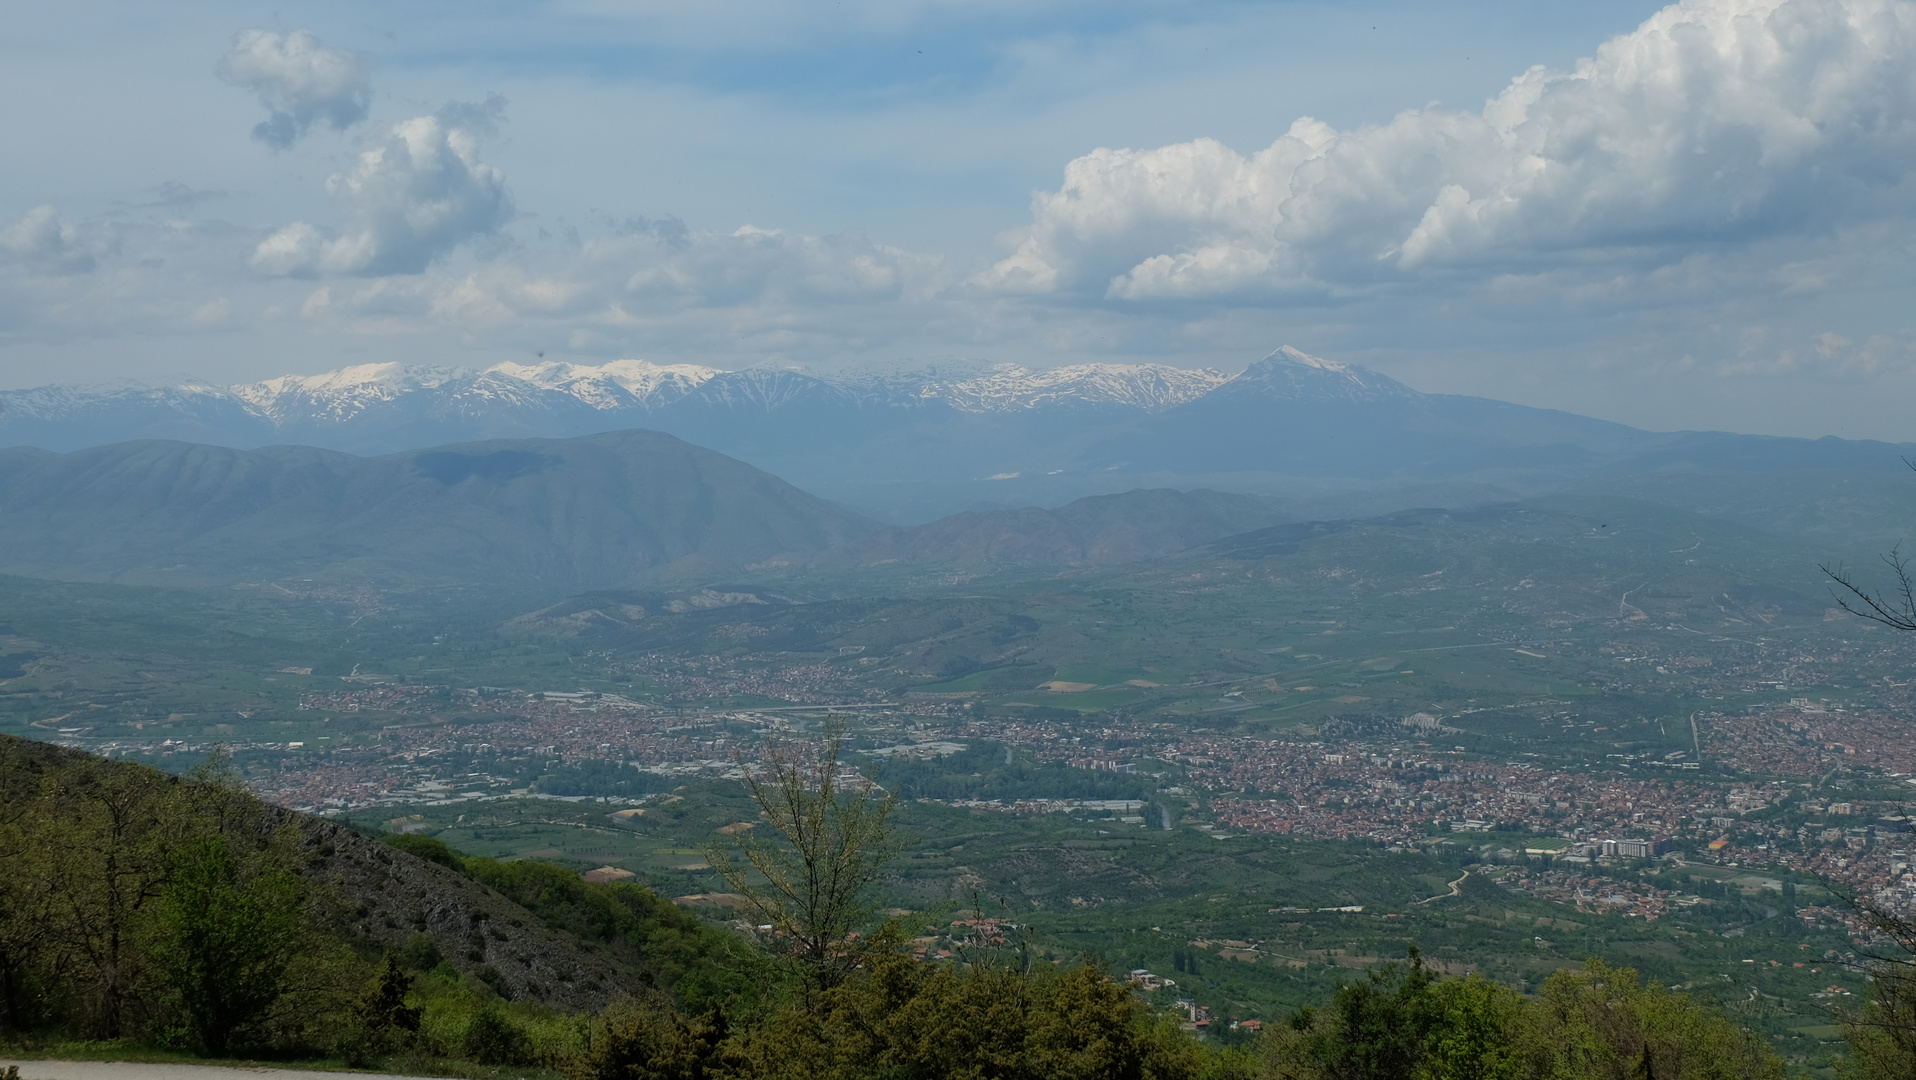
[3,344,1910,524]
[0,348,1365,456]
[3,355,1239,433]
[0,354,1264,448]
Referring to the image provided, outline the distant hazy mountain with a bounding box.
[0,431,1302,589]
[5,347,1912,523]
[1089,345,1658,479]
[0,357,1223,452]
[0,431,873,588]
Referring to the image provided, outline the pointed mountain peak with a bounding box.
[1222,346,1418,403]
[1266,345,1351,372]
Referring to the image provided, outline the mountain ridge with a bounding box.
[1,355,1237,440]
[0,431,875,588]
[0,430,1300,589]
[8,346,1914,525]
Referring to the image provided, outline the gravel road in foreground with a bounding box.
[2,1061,466,1080]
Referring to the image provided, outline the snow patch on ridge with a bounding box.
[487,359,721,410]
[1223,346,1419,403]
[930,363,1230,413]
[234,363,466,421]
[1,345,1387,440]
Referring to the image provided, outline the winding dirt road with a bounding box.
[1417,868,1470,905]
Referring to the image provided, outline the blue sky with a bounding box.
[4,0,1916,441]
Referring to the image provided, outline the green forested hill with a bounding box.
[0,431,875,587]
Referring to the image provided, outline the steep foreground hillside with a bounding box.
[0,735,729,1016]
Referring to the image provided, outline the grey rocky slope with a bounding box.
[291,813,635,1010]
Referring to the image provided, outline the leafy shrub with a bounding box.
[381,834,464,871]
[463,1003,533,1065]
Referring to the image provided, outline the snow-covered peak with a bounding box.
[487,358,720,409]
[242,363,462,398]
[1223,346,1417,402]
[928,363,1231,412]
[233,363,467,420]
[0,380,244,421]
[1268,345,1351,372]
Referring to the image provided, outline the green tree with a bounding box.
[49,755,172,1038]
[462,1003,533,1065]
[1514,958,1782,1080]
[1418,975,1524,1080]
[340,953,423,1065]
[0,739,61,1034]
[1265,948,1447,1080]
[737,948,1199,1080]
[585,1002,743,1080]
[707,718,900,995]
[148,831,311,1055]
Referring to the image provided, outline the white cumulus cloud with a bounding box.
[217,29,373,149]
[0,206,99,274]
[983,0,1916,301]
[251,100,514,278]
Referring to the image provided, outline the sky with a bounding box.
[3,0,1916,440]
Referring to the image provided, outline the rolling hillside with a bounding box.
[0,430,874,587]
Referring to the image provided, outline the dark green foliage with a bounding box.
[382,833,464,871]
[0,737,326,1049]
[149,833,311,1055]
[1515,958,1782,1079]
[734,951,1195,1080]
[398,932,445,972]
[0,737,1810,1078]
[1266,955,1780,1080]
[360,954,423,1035]
[462,1003,533,1065]
[1283,948,1442,1079]
[340,954,423,1066]
[585,1004,744,1080]
[0,737,747,1063]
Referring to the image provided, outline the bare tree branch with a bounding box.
[1822,544,1916,632]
